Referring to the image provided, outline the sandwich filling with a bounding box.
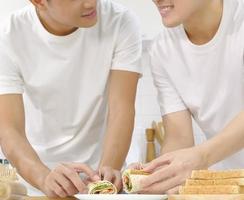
[88,180,117,194]
[122,169,149,194]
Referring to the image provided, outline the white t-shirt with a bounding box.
[150,0,244,169]
[0,0,141,189]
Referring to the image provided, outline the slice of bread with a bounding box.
[185,178,244,186]
[0,165,18,182]
[179,185,244,194]
[191,170,244,180]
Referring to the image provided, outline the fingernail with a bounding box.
[93,175,100,181]
[141,163,146,168]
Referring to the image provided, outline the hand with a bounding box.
[40,163,100,198]
[99,166,122,192]
[139,147,208,194]
[127,162,144,170]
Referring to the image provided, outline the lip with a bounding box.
[158,5,174,17]
[81,10,97,19]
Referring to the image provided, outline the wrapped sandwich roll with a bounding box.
[122,169,150,194]
[88,180,117,194]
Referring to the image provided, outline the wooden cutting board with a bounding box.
[169,194,244,200]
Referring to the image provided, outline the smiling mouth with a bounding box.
[81,10,96,18]
[159,5,174,17]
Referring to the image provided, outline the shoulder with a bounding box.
[149,26,181,59]
[234,0,244,19]
[236,0,244,31]
[0,5,34,48]
[148,30,168,72]
[229,0,244,31]
[225,0,244,45]
[100,0,128,14]
[99,0,140,29]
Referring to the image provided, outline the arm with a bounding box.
[140,111,244,194]
[99,70,139,170]
[0,94,50,190]
[127,110,194,173]
[161,110,194,154]
[200,110,244,167]
[0,94,99,197]
[98,8,141,189]
[201,16,244,164]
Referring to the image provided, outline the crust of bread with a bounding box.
[179,185,244,195]
[185,178,244,186]
[191,170,244,180]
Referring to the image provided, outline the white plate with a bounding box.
[75,194,168,200]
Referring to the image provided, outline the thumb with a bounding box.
[143,157,170,172]
[65,163,100,181]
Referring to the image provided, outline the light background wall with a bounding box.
[0,0,28,20]
[0,0,206,164]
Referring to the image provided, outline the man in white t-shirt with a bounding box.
[0,0,141,197]
[128,0,244,195]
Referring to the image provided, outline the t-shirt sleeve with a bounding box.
[149,42,187,116]
[0,45,24,95]
[111,10,142,74]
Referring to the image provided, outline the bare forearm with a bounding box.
[0,129,49,190]
[161,132,194,154]
[99,109,135,170]
[199,111,244,167]
[161,111,194,154]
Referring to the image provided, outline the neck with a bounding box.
[183,0,223,45]
[37,9,78,36]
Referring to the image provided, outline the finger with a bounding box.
[113,171,122,192]
[127,162,143,170]
[53,171,78,196]
[65,163,100,181]
[50,180,68,198]
[45,191,58,198]
[140,164,178,188]
[141,175,182,194]
[166,185,180,195]
[83,177,93,185]
[57,164,87,193]
[82,188,89,194]
[100,167,114,182]
[143,155,171,172]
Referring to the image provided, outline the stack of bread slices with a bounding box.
[169,169,244,200]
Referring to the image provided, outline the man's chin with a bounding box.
[162,19,181,28]
[78,19,98,28]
